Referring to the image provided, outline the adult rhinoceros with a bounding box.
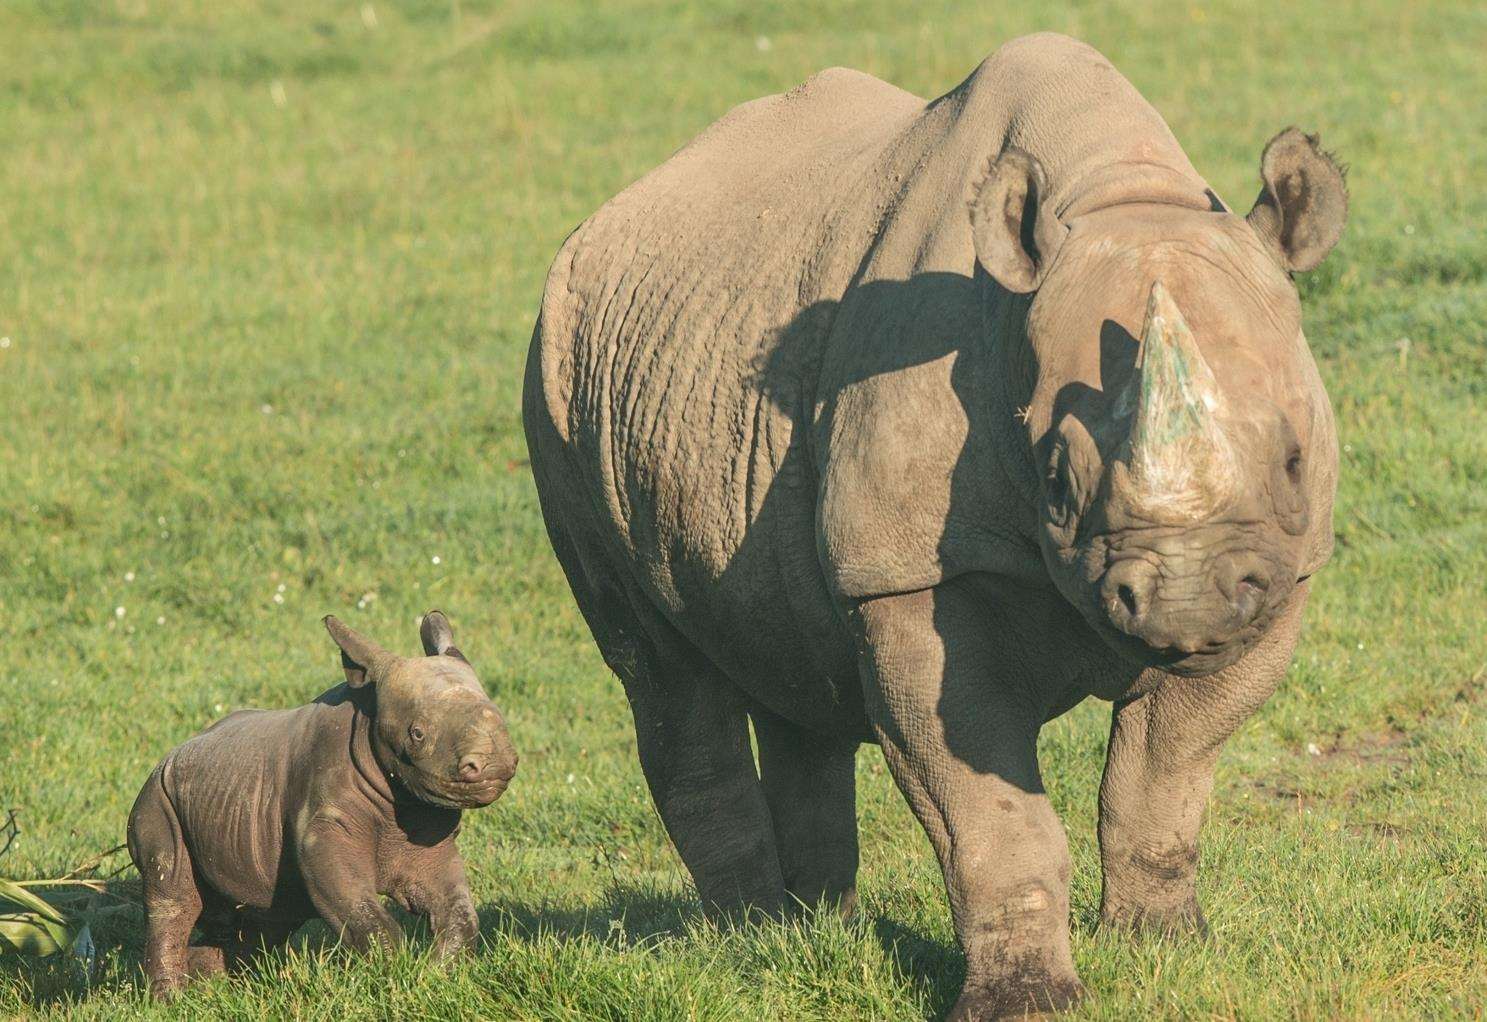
[523,32,1345,1019]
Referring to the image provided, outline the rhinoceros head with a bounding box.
[324,611,518,807]
[970,128,1347,675]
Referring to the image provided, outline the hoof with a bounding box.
[1100,899,1209,940]
[147,976,186,1003]
[184,944,228,978]
[834,886,860,924]
[784,886,859,924]
[948,974,1086,1021]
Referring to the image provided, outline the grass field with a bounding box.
[2,0,1485,1017]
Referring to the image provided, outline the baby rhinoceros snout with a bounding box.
[458,747,519,783]
[450,709,519,803]
[1099,551,1272,659]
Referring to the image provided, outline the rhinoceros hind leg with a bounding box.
[623,632,787,920]
[752,708,859,918]
[540,513,789,920]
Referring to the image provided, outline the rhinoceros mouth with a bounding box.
[1094,627,1241,677]
[1086,591,1280,678]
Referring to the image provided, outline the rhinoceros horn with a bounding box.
[1118,281,1235,520]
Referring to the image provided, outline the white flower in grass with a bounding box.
[114,606,126,619]
[431,555,441,565]
[273,593,284,605]
[124,571,135,582]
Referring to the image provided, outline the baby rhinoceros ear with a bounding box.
[419,609,467,662]
[324,615,395,688]
[1246,127,1348,273]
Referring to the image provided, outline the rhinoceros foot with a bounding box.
[1100,897,1210,940]
[947,970,1086,1021]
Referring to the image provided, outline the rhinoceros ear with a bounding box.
[324,615,394,688]
[419,609,466,662]
[968,147,1067,294]
[1245,127,1348,273]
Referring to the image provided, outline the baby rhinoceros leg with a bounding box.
[399,854,480,958]
[298,822,405,952]
[183,898,237,980]
[127,771,205,1000]
[190,905,300,978]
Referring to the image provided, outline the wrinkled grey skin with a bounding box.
[524,34,1344,1019]
[127,612,517,1000]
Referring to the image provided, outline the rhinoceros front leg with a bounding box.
[855,582,1084,1021]
[1098,582,1308,935]
[752,708,859,917]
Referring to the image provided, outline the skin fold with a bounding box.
[523,32,1345,1019]
[126,612,518,1000]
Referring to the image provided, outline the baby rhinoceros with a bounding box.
[127,611,517,999]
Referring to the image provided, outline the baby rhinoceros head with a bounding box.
[323,611,518,809]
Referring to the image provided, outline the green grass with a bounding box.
[2,0,1485,1017]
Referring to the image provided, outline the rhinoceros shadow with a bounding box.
[475,879,695,944]
[722,270,1141,787]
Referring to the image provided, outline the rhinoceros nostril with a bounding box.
[1230,573,1269,624]
[1116,583,1141,619]
[1237,574,1269,595]
[458,756,484,780]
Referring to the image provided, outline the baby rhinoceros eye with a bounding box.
[409,724,426,744]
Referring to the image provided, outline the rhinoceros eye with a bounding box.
[409,724,426,744]
[1045,443,1073,527]
[1285,447,1303,485]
